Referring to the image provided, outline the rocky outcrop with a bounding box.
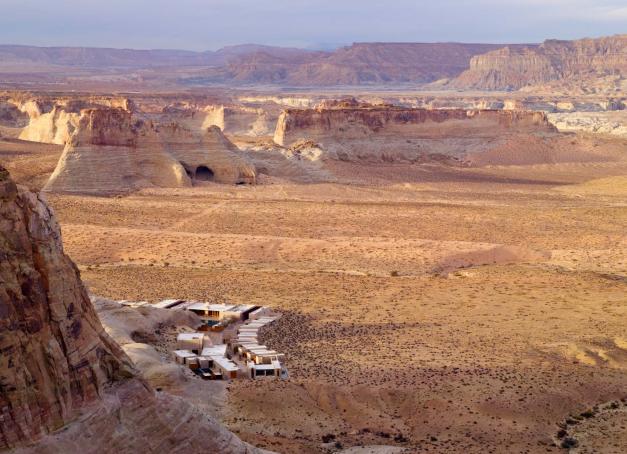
[290,42,503,85]
[42,108,188,194]
[43,107,256,194]
[274,102,555,162]
[0,102,29,137]
[0,166,134,448]
[9,96,135,145]
[0,168,267,453]
[14,379,266,454]
[161,124,257,185]
[548,111,627,138]
[172,104,281,137]
[450,35,627,91]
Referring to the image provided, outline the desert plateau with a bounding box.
[1,3,626,454]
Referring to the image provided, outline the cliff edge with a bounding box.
[0,167,266,453]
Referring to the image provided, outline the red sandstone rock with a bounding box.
[450,35,627,91]
[0,167,267,453]
[0,166,134,448]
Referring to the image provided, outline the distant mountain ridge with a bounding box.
[184,42,507,85]
[0,35,624,90]
[0,43,318,68]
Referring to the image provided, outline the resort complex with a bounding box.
[149,299,287,380]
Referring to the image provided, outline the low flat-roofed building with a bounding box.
[153,298,185,309]
[201,345,228,357]
[248,307,265,320]
[212,356,240,379]
[176,333,205,353]
[197,356,212,369]
[119,300,150,308]
[173,350,197,365]
[246,360,282,379]
[172,306,285,381]
[186,303,259,324]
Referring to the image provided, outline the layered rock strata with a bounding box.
[274,102,555,162]
[450,35,627,91]
[0,166,134,448]
[43,107,255,194]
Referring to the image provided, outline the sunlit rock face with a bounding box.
[450,35,627,91]
[274,101,555,163]
[43,107,256,194]
[0,165,134,448]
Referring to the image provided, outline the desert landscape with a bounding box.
[0,9,626,454]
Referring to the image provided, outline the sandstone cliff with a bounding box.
[450,35,627,91]
[43,107,256,194]
[0,168,266,453]
[0,166,134,448]
[274,102,555,163]
[10,96,134,145]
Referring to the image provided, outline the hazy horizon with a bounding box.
[0,0,625,52]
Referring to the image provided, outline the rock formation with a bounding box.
[160,124,257,185]
[8,96,134,144]
[1,35,625,90]
[0,101,29,137]
[548,111,627,138]
[43,107,256,194]
[160,102,279,137]
[274,101,556,162]
[0,166,134,447]
[450,35,627,91]
[0,167,266,453]
[199,104,279,136]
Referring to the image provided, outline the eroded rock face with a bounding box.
[14,379,266,454]
[0,166,135,449]
[274,103,555,162]
[450,35,627,91]
[10,96,135,145]
[43,107,256,194]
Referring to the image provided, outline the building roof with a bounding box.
[154,298,185,309]
[212,356,240,372]
[185,302,256,314]
[229,304,256,313]
[177,332,204,341]
[201,345,228,357]
[173,350,197,358]
[251,363,280,370]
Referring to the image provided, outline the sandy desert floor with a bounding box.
[29,160,624,453]
[2,135,626,453]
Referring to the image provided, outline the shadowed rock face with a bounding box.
[0,166,135,448]
[0,167,267,453]
[450,35,627,90]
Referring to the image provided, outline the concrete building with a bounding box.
[154,298,185,309]
[176,332,211,353]
[170,306,285,380]
[246,360,282,379]
[186,303,259,325]
[173,350,197,366]
[229,315,286,380]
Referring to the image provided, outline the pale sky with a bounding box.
[0,0,625,50]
